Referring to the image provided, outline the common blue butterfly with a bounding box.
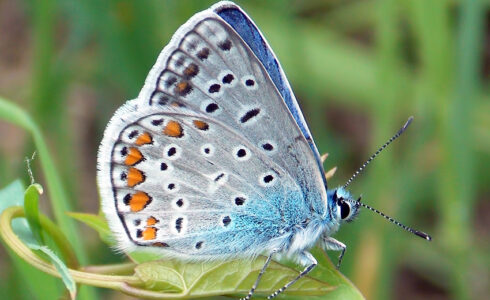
[97,2,431,299]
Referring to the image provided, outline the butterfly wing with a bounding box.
[98,2,328,259]
[99,102,309,258]
[137,4,327,211]
[214,3,325,173]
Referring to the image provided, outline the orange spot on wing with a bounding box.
[146,216,158,226]
[176,81,189,92]
[143,227,157,240]
[174,81,192,96]
[183,63,199,78]
[125,147,143,166]
[163,120,183,137]
[135,132,153,145]
[128,191,151,212]
[127,168,145,187]
[193,120,209,130]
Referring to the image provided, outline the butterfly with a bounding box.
[97,1,431,299]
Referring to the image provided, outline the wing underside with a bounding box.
[98,3,327,258]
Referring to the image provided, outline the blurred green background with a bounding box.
[0,0,488,299]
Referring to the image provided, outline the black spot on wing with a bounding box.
[235,197,245,206]
[195,241,203,249]
[222,74,234,84]
[197,48,210,60]
[262,143,274,151]
[218,39,232,51]
[264,175,274,183]
[240,108,260,123]
[222,216,231,226]
[214,173,225,182]
[206,103,219,113]
[176,218,183,233]
[208,84,221,93]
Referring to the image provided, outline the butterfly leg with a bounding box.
[322,236,346,269]
[267,251,317,299]
[241,249,278,300]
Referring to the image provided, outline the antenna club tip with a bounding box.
[403,116,414,129]
[414,230,432,241]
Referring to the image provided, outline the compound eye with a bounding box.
[340,201,351,219]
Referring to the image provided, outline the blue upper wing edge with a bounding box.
[213,2,327,184]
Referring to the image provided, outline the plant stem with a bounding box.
[0,206,142,290]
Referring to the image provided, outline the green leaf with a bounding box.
[111,245,360,299]
[133,257,334,298]
[0,180,36,244]
[66,212,113,245]
[302,247,364,299]
[26,243,77,300]
[0,180,24,212]
[0,181,77,298]
[24,184,44,244]
[0,180,62,298]
[129,251,165,264]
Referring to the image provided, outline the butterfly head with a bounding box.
[328,187,360,224]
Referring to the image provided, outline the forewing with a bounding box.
[137,7,327,214]
[215,3,324,171]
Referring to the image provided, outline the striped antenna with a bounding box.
[350,198,432,241]
[343,116,414,189]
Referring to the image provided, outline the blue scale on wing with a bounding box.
[157,192,299,256]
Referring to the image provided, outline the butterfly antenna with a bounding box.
[343,116,414,189]
[351,197,431,241]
